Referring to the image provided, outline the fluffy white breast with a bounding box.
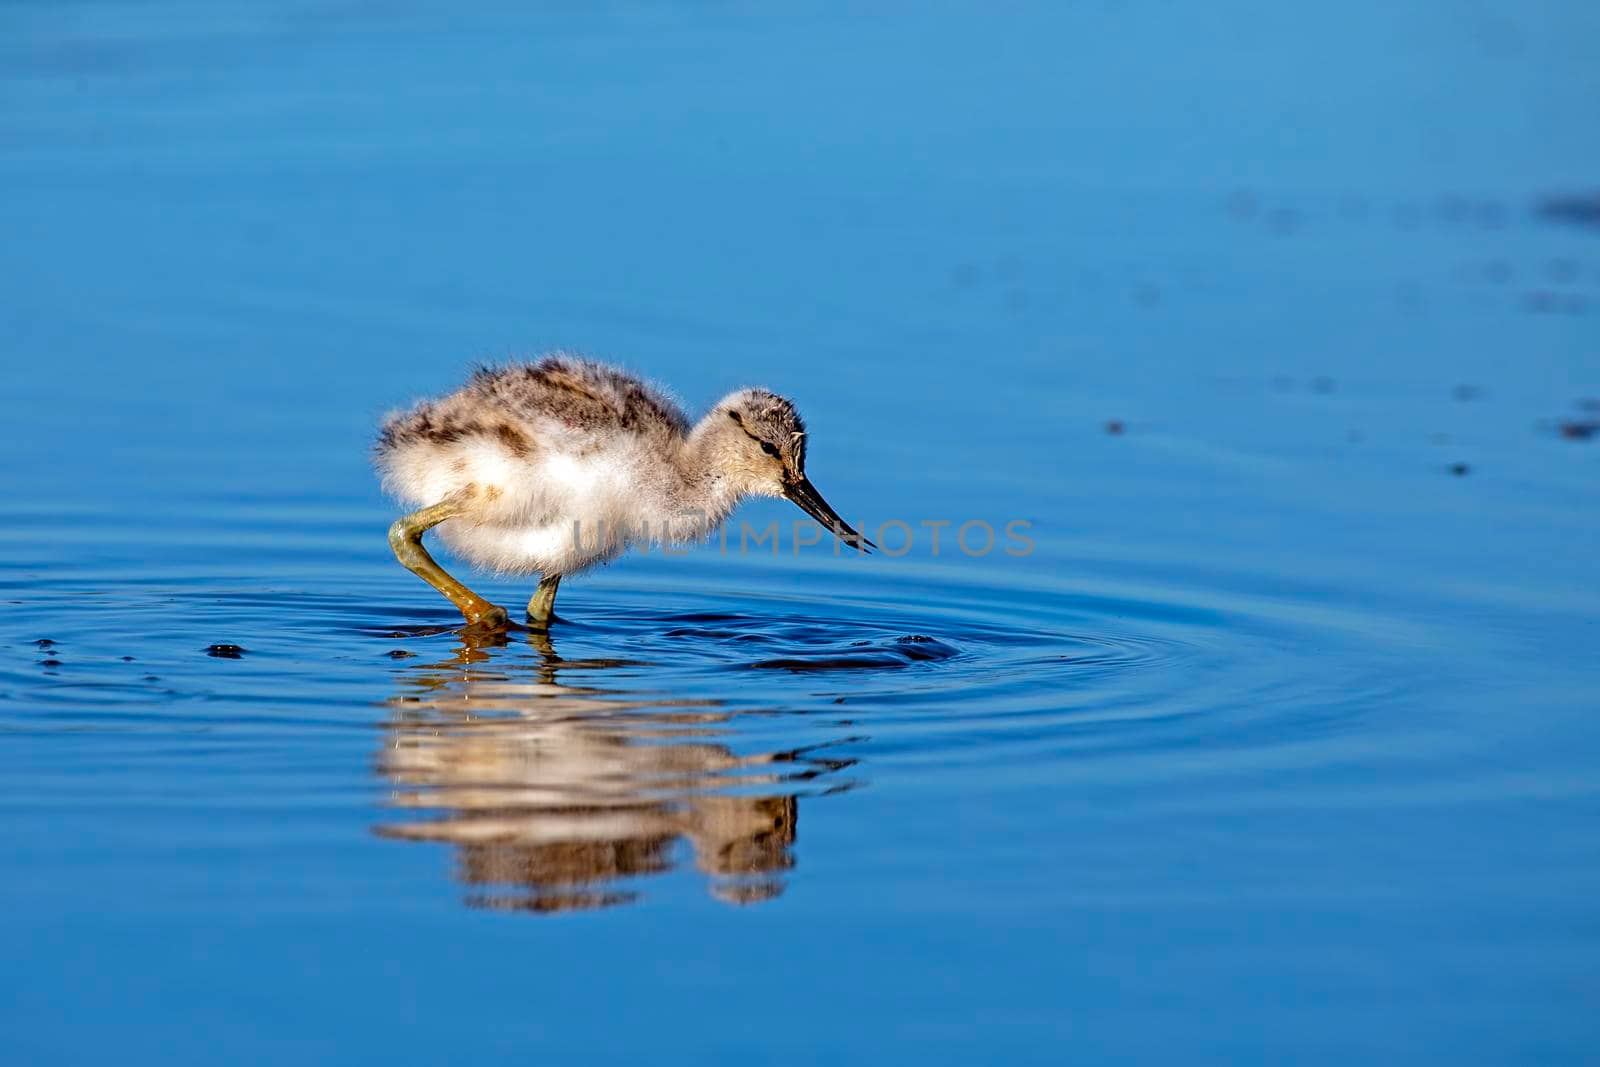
[385,437,730,576]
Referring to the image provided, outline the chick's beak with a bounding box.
[783,475,874,552]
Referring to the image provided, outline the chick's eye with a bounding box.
[760,441,780,458]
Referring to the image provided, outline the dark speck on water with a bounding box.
[1523,290,1587,315]
[1557,420,1598,441]
[1537,190,1600,227]
[3,2,1597,1064]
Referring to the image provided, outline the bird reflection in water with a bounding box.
[374,628,858,914]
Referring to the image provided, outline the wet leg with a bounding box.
[526,574,561,629]
[388,501,508,629]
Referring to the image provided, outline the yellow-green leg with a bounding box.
[387,501,509,629]
[526,574,561,629]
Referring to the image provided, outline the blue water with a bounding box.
[3,3,1599,1063]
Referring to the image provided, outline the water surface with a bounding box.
[3,2,1599,1063]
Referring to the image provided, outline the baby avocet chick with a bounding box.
[375,356,873,629]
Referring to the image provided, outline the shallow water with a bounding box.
[4,2,1599,1063]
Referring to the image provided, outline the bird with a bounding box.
[374,355,873,629]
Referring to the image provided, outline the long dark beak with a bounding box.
[784,476,875,553]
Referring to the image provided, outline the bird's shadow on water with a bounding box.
[370,621,867,914]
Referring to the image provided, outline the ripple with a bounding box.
[0,545,1430,913]
[741,634,962,671]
